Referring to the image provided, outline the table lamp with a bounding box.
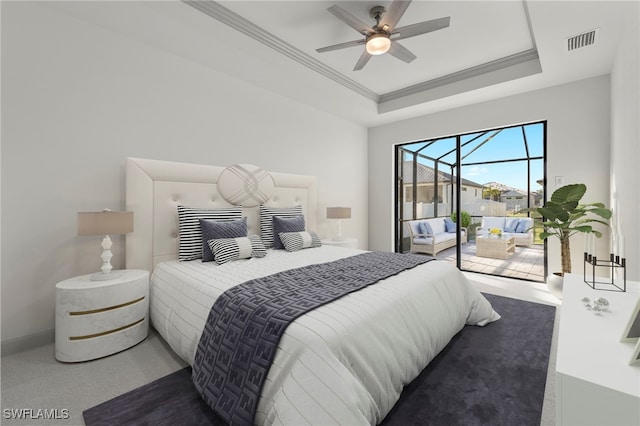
[326,207,351,241]
[78,209,134,280]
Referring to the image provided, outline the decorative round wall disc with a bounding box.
[218,164,274,207]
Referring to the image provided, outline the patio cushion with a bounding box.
[412,230,464,245]
[435,232,457,243]
[427,218,446,235]
[516,218,532,233]
[419,221,433,236]
[408,220,423,237]
[412,236,434,245]
[444,217,456,233]
[505,217,520,232]
[482,216,506,230]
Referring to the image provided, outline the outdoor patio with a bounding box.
[433,242,545,282]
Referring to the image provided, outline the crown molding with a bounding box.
[183,1,540,115]
[183,0,379,102]
[380,49,540,104]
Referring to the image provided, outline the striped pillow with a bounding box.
[207,235,267,264]
[177,206,242,261]
[278,231,322,252]
[272,215,305,249]
[259,205,303,248]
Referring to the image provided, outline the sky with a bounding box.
[403,122,545,192]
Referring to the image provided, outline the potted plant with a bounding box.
[527,183,611,296]
[450,210,471,228]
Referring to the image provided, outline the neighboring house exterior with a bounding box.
[533,191,543,207]
[501,189,535,212]
[484,181,542,212]
[401,161,485,218]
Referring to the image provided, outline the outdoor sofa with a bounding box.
[407,217,467,256]
[477,216,534,246]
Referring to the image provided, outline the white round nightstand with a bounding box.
[55,269,149,362]
[321,238,358,249]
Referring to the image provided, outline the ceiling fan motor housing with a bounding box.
[369,6,386,26]
[366,5,391,55]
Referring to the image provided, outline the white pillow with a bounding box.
[428,218,446,235]
[482,217,506,231]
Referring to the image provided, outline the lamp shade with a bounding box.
[78,211,134,236]
[326,207,351,219]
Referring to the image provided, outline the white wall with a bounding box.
[610,0,640,281]
[369,76,613,276]
[1,3,368,347]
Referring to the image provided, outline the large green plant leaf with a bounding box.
[588,207,613,219]
[560,201,579,212]
[538,206,558,221]
[541,221,563,229]
[551,183,586,204]
[587,202,606,208]
[556,210,570,223]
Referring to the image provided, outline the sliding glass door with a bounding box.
[396,137,456,260]
[395,122,547,282]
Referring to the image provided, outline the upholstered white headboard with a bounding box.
[125,157,317,272]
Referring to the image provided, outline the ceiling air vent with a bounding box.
[566,28,600,51]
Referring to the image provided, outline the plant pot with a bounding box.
[546,272,564,299]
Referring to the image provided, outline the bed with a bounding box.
[125,157,500,425]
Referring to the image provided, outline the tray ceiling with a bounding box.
[43,1,634,126]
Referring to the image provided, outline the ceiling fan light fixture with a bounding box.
[316,1,451,71]
[365,33,391,55]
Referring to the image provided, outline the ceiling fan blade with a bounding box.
[316,39,365,53]
[327,5,375,35]
[393,17,450,41]
[353,50,372,71]
[380,0,412,30]
[388,41,417,63]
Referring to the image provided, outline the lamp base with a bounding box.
[335,219,343,241]
[90,270,125,281]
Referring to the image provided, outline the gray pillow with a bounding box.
[259,205,303,248]
[272,215,305,249]
[200,217,247,262]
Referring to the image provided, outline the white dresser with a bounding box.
[556,273,640,425]
[55,269,149,362]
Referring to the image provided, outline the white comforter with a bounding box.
[150,246,500,425]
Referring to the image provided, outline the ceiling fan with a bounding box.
[316,0,450,71]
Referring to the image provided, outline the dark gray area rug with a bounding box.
[83,293,555,426]
[381,293,555,426]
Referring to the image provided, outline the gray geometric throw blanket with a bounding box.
[192,251,431,425]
